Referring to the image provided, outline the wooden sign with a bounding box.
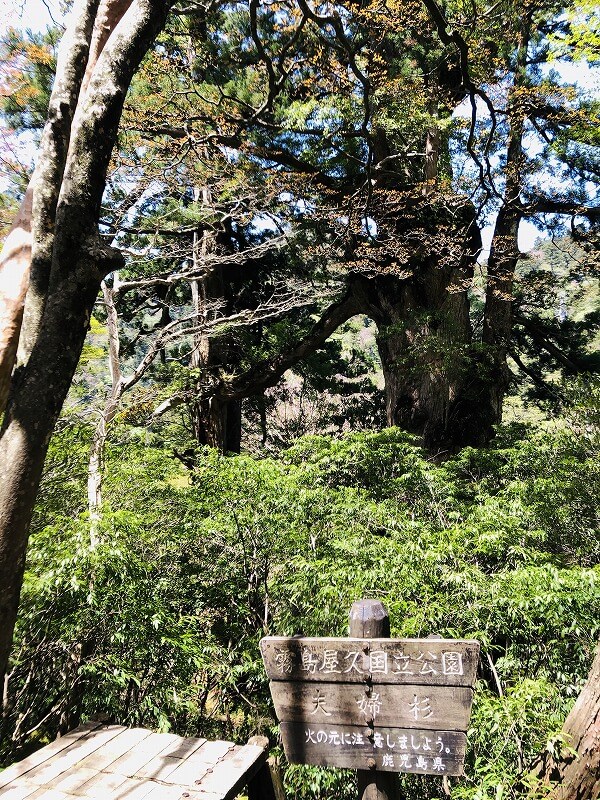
[260,636,479,777]
[261,637,479,685]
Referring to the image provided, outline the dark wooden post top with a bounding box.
[349,599,391,639]
[349,599,400,800]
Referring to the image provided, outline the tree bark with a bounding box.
[357,267,487,452]
[0,186,32,413]
[347,191,484,452]
[0,0,174,684]
[188,187,243,452]
[480,15,530,428]
[528,640,600,800]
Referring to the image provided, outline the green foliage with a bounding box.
[3,398,600,799]
[546,0,600,64]
[510,236,600,406]
[0,26,58,135]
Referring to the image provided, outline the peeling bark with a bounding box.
[82,0,135,91]
[0,0,140,416]
[0,186,32,413]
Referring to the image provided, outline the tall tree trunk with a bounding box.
[480,16,530,427]
[368,119,488,450]
[360,266,482,451]
[528,640,600,799]
[0,0,173,684]
[189,187,242,453]
[0,265,105,693]
[349,193,483,452]
[0,0,135,418]
[193,395,243,452]
[190,263,242,452]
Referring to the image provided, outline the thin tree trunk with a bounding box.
[87,281,123,544]
[528,640,600,799]
[189,187,243,452]
[423,125,440,194]
[0,187,32,413]
[423,100,440,196]
[481,16,530,426]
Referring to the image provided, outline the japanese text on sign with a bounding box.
[274,646,464,678]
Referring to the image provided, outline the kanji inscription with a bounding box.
[260,636,479,777]
[261,637,479,686]
[281,724,468,774]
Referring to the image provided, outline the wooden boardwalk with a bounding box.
[0,722,276,800]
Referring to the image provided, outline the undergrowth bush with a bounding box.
[2,417,599,800]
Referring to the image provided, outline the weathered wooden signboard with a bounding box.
[260,635,480,776]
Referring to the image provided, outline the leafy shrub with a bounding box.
[3,419,599,800]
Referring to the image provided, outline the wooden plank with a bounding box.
[75,770,129,796]
[139,784,213,800]
[0,783,42,800]
[75,728,152,773]
[260,638,479,687]
[173,793,222,800]
[269,681,473,730]
[134,737,206,781]
[80,776,154,800]
[195,743,268,800]
[280,723,467,775]
[172,792,221,800]
[0,724,104,789]
[46,767,98,792]
[20,726,126,786]
[162,741,235,787]
[159,760,213,790]
[103,733,182,778]
[160,738,207,761]
[131,757,181,783]
[15,790,71,800]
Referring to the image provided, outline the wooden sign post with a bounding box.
[350,599,398,800]
[260,599,479,799]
